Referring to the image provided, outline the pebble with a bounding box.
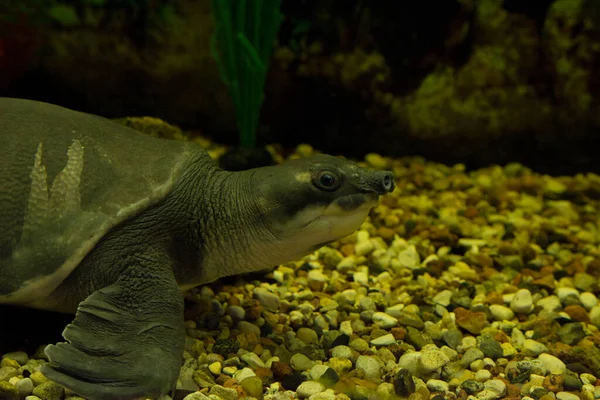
[1,352,28,366]
[475,369,492,382]
[419,349,450,373]
[556,392,581,400]
[240,352,265,368]
[372,312,398,328]
[208,361,221,375]
[331,346,353,360]
[290,353,315,371]
[296,381,325,398]
[253,287,280,311]
[32,381,64,400]
[356,355,382,380]
[510,289,533,314]
[226,305,245,320]
[370,333,396,346]
[580,292,598,310]
[233,367,255,382]
[240,376,263,398]
[427,379,449,393]
[237,320,261,335]
[556,288,581,304]
[297,328,319,344]
[522,339,548,356]
[15,378,33,397]
[209,385,238,400]
[538,353,566,375]
[489,304,515,321]
[484,379,507,397]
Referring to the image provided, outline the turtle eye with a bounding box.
[314,170,341,191]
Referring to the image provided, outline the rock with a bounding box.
[32,381,64,400]
[557,322,586,345]
[226,305,245,321]
[489,304,515,321]
[539,353,567,375]
[461,348,485,366]
[522,339,548,356]
[477,335,503,359]
[331,346,353,360]
[510,289,533,314]
[1,352,28,366]
[371,333,396,346]
[209,385,238,400]
[240,376,263,398]
[455,308,487,334]
[372,312,398,329]
[0,367,17,382]
[484,379,507,397]
[290,353,315,371]
[296,381,325,398]
[253,288,280,311]
[579,292,598,310]
[426,379,449,393]
[237,321,261,336]
[208,362,222,376]
[418,349,450,373]
[461,380,484,394]
[297,328,319,344]
[393,369,416,396]
[240,352,265,369]
[318,368,340,388]
[0,381,18,400]
[590,305,600,328]
[556,392,580,400]
[356,355,382,380]
[15,378,34,397]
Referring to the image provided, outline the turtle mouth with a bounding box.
[326,192,379,215]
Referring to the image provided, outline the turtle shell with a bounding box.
[0,98,201,304]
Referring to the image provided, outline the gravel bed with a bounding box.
[2,143,600,400]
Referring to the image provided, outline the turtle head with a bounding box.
[252,154,395,260]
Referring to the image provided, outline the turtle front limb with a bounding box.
[41,253,185,400]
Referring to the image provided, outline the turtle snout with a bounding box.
[365,171,395,195]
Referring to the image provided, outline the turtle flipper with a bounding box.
[41,264,185,400]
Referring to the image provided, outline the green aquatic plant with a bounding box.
[210,0,283,148]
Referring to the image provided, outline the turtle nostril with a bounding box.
[382,172,394,192]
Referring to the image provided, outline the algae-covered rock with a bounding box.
[0,381,18,400]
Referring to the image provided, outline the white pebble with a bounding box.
[418,349,450,373]
[370,334,396,346]
[354,240,375,256]
[538,353,566,375]
[331,346,353,360]
[309,365,329,381]
[432,290,453,307]
[555,287,580,303]
[522,339,548,356]
[556,392,581,400]
[356,355,382,380]
[537,295,562,312]
[233,367,255,382]
[489,304,515,321]
[296,381,325,398]
[372,312,398,329]
[580,292,599,310]
[484,379,507,397]
[398,352,421,376]
[353,271,369,286]
[510,289,533,314]
[339,320,353,336]
[476,369,492,382]
[426,379,449,393]
[580,373,597,385]
[397,245,420,268]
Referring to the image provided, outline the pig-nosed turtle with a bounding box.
[0,98,395,399]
